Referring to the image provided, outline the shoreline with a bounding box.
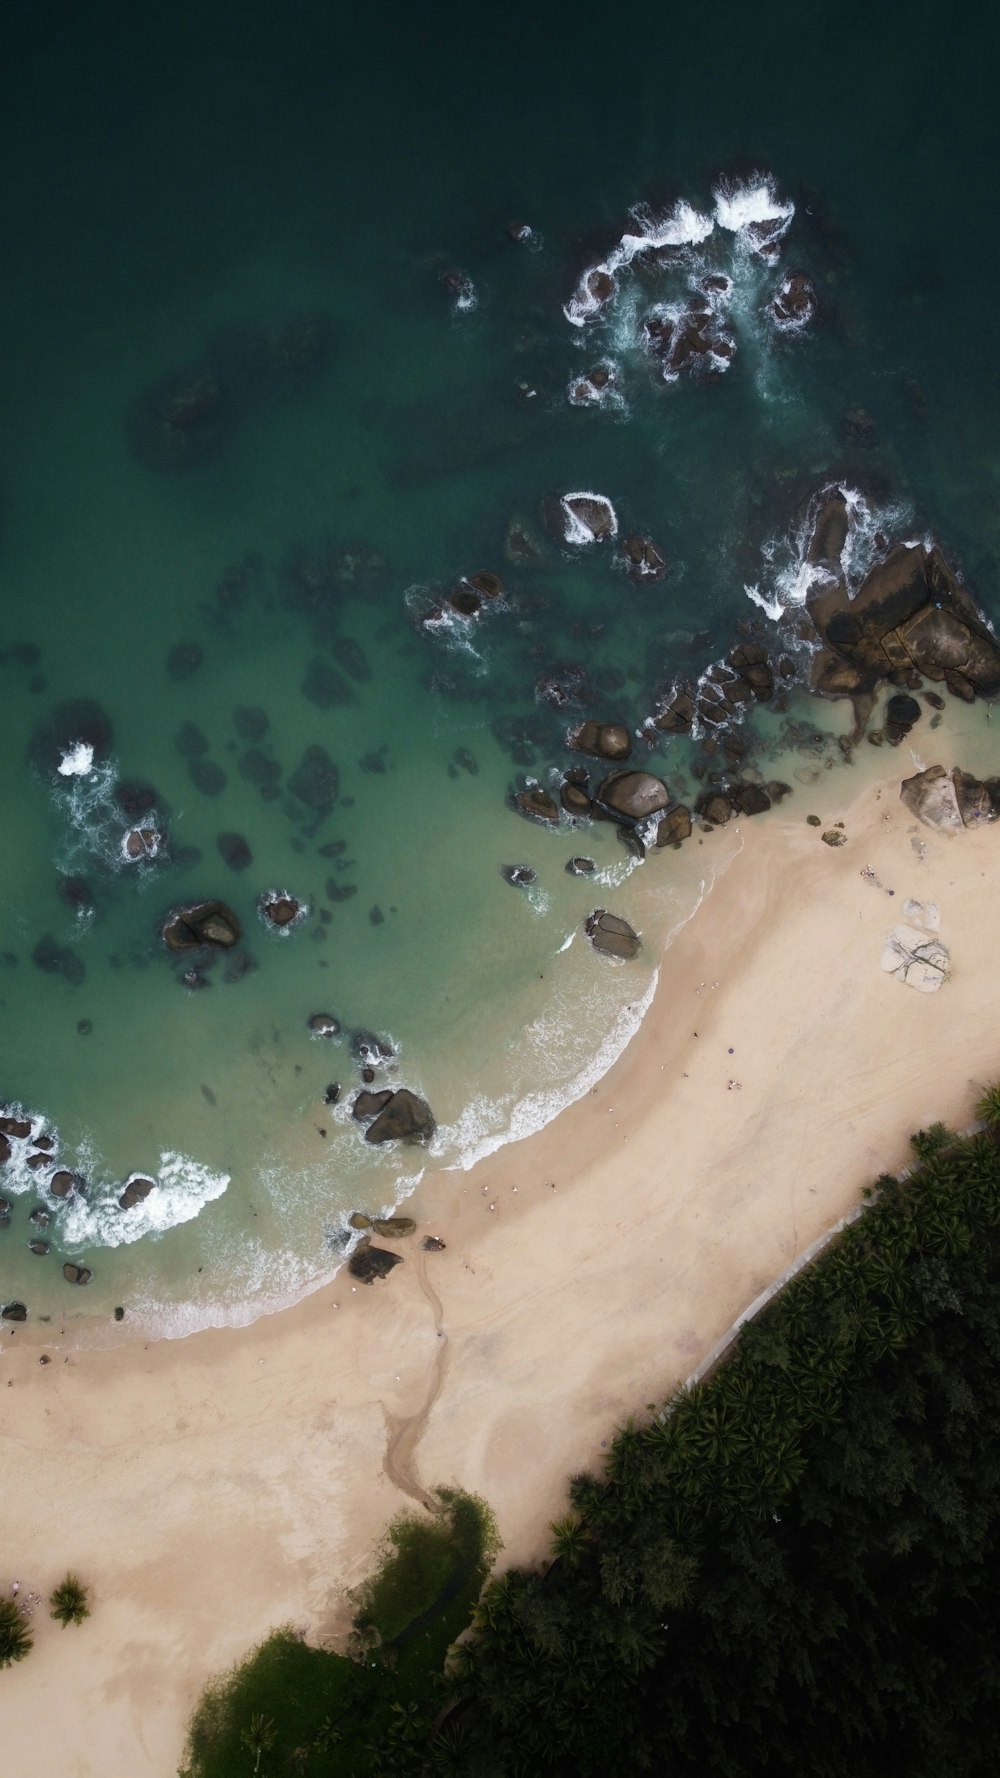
[4,746,1000,1775]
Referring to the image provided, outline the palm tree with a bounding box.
[549,1515,590,1568]
[977,1083,1000,1131]
[49,1574,90,1627]
[240,1712,276,1776]
[0,1597,33,1667]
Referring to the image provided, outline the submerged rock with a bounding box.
[166,641,204,681]
[288,744,339,814]
[585,909,640,960]
[189,758,228,797]
[364,1089,436,1145]
[233,705,269,740]
[162,901,241,950]
[348,1241,403,1285]
[217,832,253,871]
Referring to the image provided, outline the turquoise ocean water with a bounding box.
[1,1,999,1333]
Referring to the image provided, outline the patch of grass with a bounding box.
[180,1490,498,1778]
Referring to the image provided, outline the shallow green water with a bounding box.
[1,0,999,1332]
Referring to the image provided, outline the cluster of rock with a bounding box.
[654,641,783,737]
[900,765,1000,833]
[346,1209,446,1285]
[351,1088,436,1146]
[804,487,1000,709]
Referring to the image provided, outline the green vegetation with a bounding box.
[0,1597,33,1669]
[182,1106,1000,1776]
[49,1574,90,1628]
[450,1118,1000,1776]
[179,1489,497,1777]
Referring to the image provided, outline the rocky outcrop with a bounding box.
[119,1176,155,1211]
[352,1089,392,1122]
[694,791,733,826]
[308,1012,341,1037]
[372,1216,416,1238]
[620,534,668,582]
[880,925,950,992]
[0,1115,32,1140]
[655,805,692,846]
[514,786,559,824]
[502,865,536,887]
[348,1241,403,1284]
[162,901,240,950]
[544,492,618,546]
[643,304,735,379]
[768,271,816,328]
[363,1089,436,1145]
[1,1301,28,1321]
[63,1263,93,1285]
[261,891,303,927]
[568,721,631,762]
[566,856,596,874]
[585,909,640,960]
[900,765,1000,832]
[805,519,1000,703]
[595,770,670,823]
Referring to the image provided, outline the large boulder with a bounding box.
[643,304,735,379]
[372,1216,417,1238]
[352,1089,392,1122]
[880,925,950,993]
[695,791,733,826]
[261,891,303,927]
[364,1089,436,1145]
[595,770,669,823]
[119,1176,155,1211]
[514,786,559,824]
[653,688,695,734]
[348,1241,403,1284]
[620,534,668,582]
[900,764,1000,832]
[544,492,618,546]
[568,721,631,762]
[162,901,241,950]
[655,805,692,846]
[585,909,640,960]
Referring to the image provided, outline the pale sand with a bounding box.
[4,759,1000,1777]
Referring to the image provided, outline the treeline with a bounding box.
[444,1112,1000,1776]
[182,1104,1000,1776]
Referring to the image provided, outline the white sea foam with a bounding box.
[744,482,916,621]
[58,741,95,776]
[437,964,660,1173]
[57,1150,229,1250]
[713,175,794,238]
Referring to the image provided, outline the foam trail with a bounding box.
[57,1150,230,1250]
[713,175,794,236]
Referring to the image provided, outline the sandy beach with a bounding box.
[4,749,1000,1777]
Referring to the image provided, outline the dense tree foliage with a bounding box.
[0,1597,33,1669]
[448,1124,1000,1776]
[49,1573,90,1627]
[180,1490,497,1778]
[180,1117,1000,1776]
